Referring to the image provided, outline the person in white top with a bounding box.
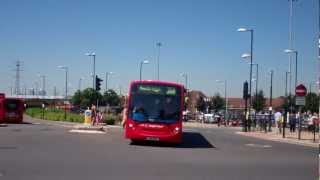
[274,110,282,133]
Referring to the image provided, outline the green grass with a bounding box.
[25,108,84,123]
[25,108,124,125]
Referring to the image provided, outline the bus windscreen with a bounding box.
[4,99,20,111]
[129,84,181,123]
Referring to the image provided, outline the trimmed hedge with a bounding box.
[104,114,122,125]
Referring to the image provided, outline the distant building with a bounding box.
[186,90,285,112]
[224,97,285,111]
[186,90,207,113]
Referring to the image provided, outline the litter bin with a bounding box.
[84,109,92,125]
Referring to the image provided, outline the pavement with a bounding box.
[184,121,319,148]
[0,116,317,180]
[236,130,319,148]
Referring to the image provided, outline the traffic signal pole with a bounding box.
[95,75,103,108]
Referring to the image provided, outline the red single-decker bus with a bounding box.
[125,81,185,144]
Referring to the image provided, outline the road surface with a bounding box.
[0,116,317,180]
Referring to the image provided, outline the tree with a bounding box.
[282,95,295,112]
[210,93,225,112]
[71,88,104,109]
[252,90,266,112]
[103,89,120,106]
[71,90,82,106]
[196,96,206,112]
[303,92,319,113]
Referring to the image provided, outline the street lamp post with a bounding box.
[288,0,297,99]
[85,52,96,90]
[140,60,149,81]
[216,80,228,126]
[284,49,298,91]
[251,63,258,130]
[269,70,273,132]
[180,73,188,90]
[156,42,162,80]
[38,75,46,96]
[284,71,291,137]
[58,66,68,121]
[238,27,254,132]
[284,49,298,130]
[251,64,259,99]
[285,72,291,97]
[78,77,84,91]
[106,72,114,91]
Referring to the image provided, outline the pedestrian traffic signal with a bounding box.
[95,75,103,91]
[243,81,249,99]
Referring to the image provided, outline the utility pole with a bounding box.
[39,75,46,96]
[53,86,57,96]
[14,61,23,95]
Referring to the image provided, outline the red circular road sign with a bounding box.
[295,84,307,96]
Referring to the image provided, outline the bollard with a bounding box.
[84,109,92,125]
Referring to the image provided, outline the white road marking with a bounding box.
[245,143,272,148]
[69,129,106,134]
[0,124,8,127]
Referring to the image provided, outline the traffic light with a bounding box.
[95,75,103,91]
[243,81,249,99]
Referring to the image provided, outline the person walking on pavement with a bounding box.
[274,109,282,133]
[289,111,297,133]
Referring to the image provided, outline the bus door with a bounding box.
[0,100,4,123]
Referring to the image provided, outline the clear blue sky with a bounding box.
[0,0,318,97]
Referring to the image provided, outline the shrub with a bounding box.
[104,114,116,125]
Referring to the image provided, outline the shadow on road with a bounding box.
[178,132,215,148]
[130,132,215,149]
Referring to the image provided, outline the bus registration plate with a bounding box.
[7,112,16,118]
[145,137,159,141]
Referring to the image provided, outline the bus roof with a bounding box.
[130,80,184,88]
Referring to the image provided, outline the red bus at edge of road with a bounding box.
[0,93,24,124]
[125,80,185,144]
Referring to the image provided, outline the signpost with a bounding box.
[295,84,307,140]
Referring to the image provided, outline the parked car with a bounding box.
[203,114,215,123]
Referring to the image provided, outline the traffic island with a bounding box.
[69,124,106,134]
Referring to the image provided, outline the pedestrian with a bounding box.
[91,104,97,126]
[274,109,282,133]
[289,111,296,133]
[217,115,221,127]
[308,113,318,132]
[121,97,128,128]
[96,111,103,125]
